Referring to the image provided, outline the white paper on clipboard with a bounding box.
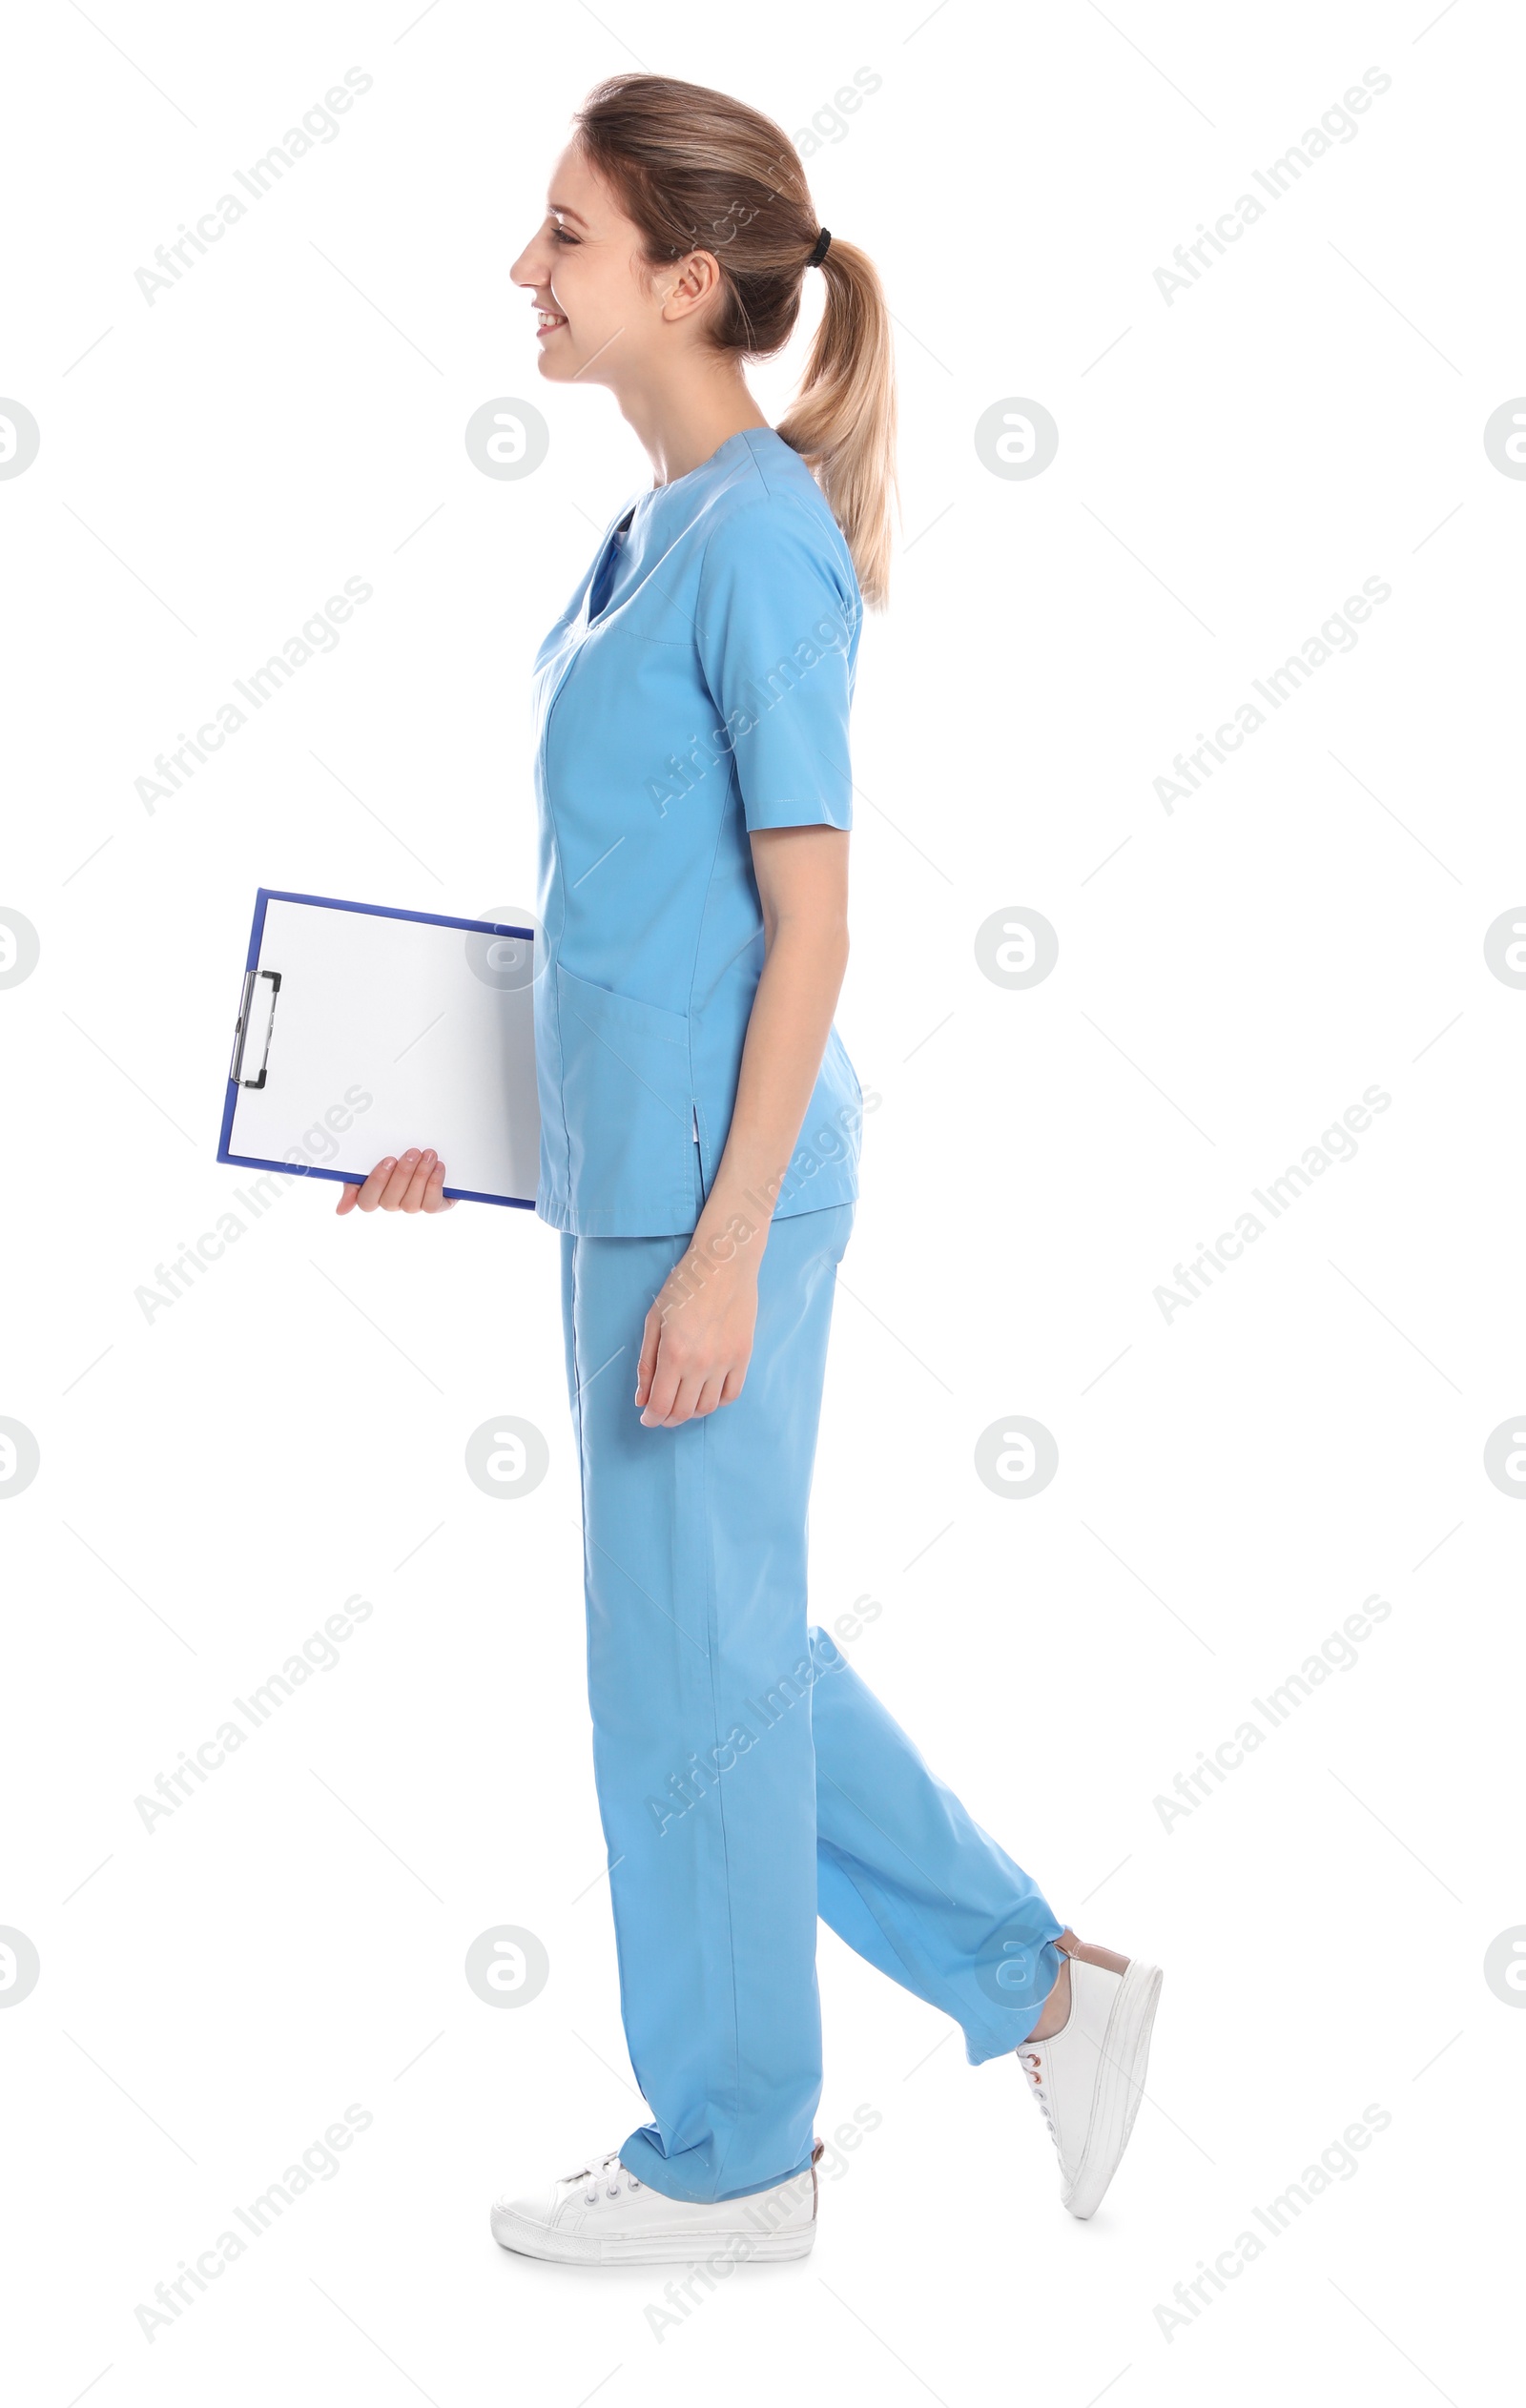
[217,891,542,1207]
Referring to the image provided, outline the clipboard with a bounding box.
[217,890,542,1207]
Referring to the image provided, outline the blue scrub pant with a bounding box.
[560,1200,1064,2205]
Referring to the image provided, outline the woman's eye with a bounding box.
[550,223,577,245]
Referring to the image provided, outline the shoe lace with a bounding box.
[1019,2046,1060,2150]
[567,2148,641,2206]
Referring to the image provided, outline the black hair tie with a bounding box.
[807,226,832,269]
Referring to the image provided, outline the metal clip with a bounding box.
[230,967,281,1088]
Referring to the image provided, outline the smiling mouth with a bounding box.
[536,307,567,334]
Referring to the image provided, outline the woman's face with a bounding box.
[510,142,650,385]
[511,142,701,390]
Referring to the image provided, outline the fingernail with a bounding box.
[378,1159,397,1172]
[402,1148,420,1163]
[421,1149,436,1164]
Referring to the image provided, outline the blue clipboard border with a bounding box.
[217,889,539,1210]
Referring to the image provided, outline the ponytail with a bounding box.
[775,237,897,609]
[571,74,899,607]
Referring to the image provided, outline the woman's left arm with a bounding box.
[634,824,849,1427]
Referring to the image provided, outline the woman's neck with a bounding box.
[620,370,770,488]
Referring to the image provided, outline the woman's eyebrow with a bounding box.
[548,201,588,225]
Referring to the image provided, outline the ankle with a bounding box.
[1024,1928,1132,2044]
[1027,1954,1071,2042]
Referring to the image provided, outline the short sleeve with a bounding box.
[694,495,860,833]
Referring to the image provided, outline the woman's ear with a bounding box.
[659,249,723,322]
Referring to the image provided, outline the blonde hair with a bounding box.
[571,73,898,607]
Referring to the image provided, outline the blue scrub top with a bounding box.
[532,425,865,1236]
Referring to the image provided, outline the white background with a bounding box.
[2,2,1519,2402]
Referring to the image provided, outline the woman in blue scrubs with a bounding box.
[341,73,1162,2263]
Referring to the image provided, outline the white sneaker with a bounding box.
[1017,1938,1164,2219]
[490,2144,820,2267]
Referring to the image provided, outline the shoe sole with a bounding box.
[1062,1958,1164,2221]
[489,2204,815,2267]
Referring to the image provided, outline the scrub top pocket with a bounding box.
[552,963,698,1236]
